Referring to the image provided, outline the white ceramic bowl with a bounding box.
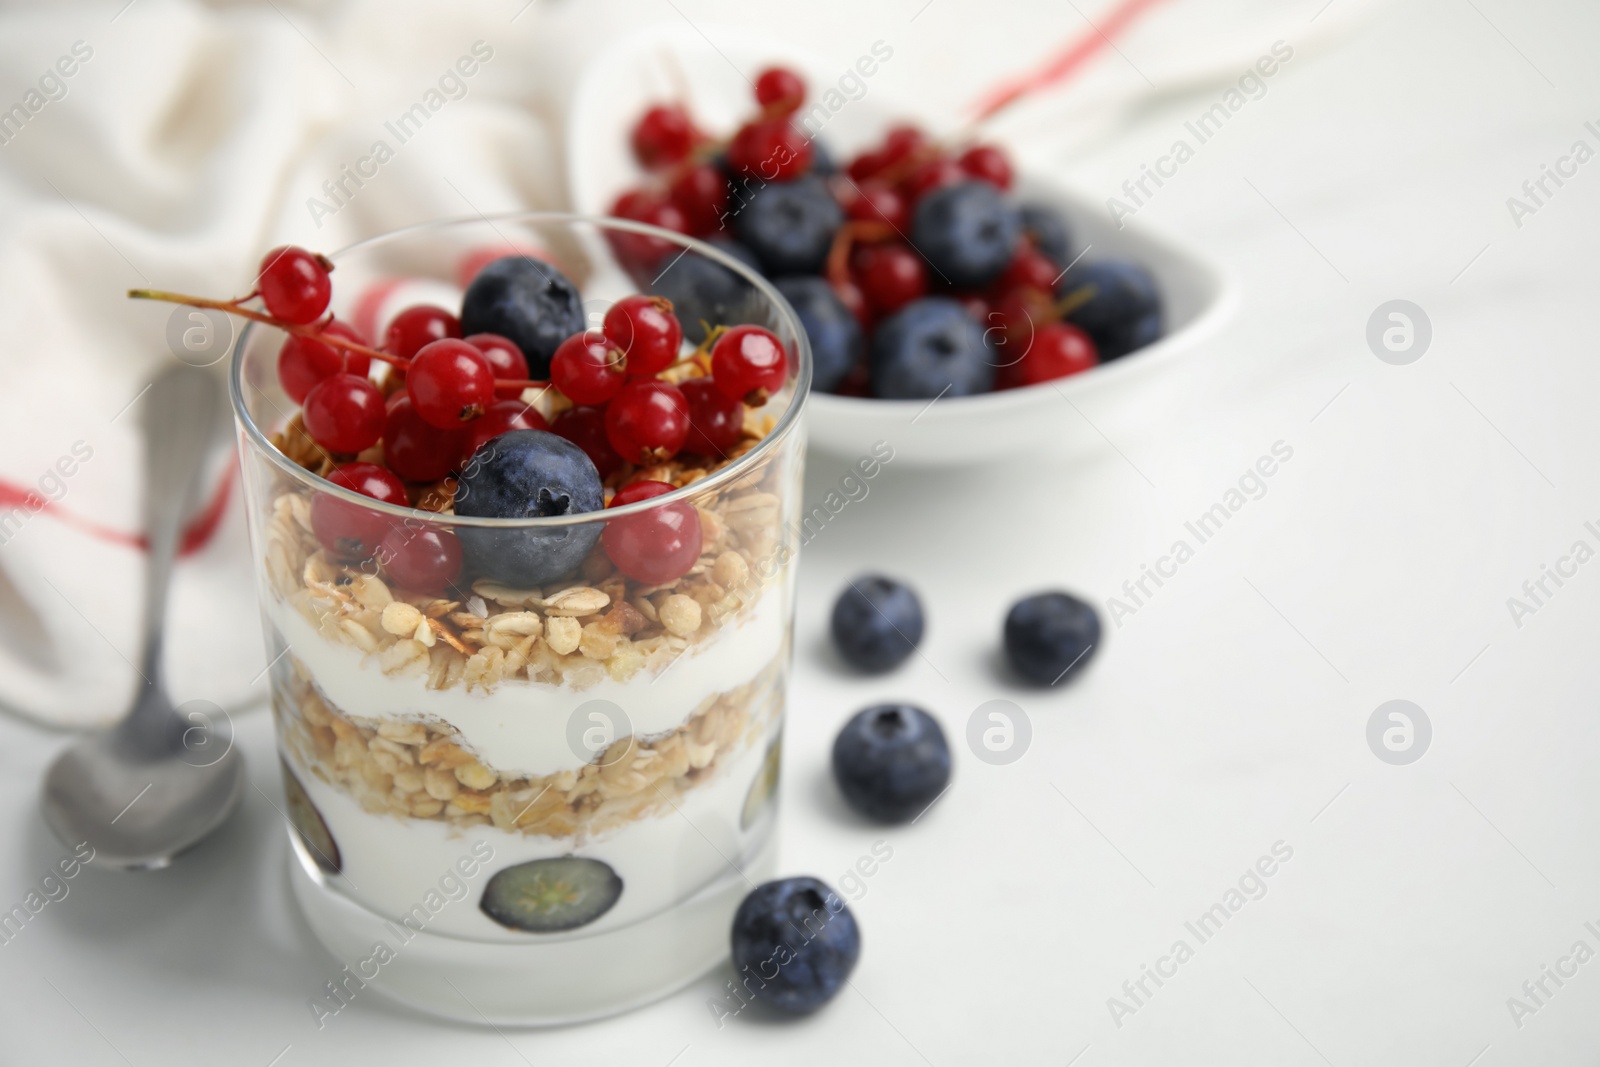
[567,26,1236,465]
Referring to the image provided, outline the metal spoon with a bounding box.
[42,366,245,869]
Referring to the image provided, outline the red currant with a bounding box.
[303,373,385,454]
[278,320,369,404]
[680,378,744,458]
[754,66,805,113]
[631,104,695,170]
[958,143,1014,190]
[460,399,548,463]
[378,525,462,596]
[385,305,460,360]
[996,248,1061,295]
[407,339,495,429]
[552,406,624,479]
[603,295,682,378]
[832,277,873,331]
[854,244,928,315]
[605,380,690,464]
[727,118,812,181]
[383,395,464,482]
[989,287,1054,348]
[603,480,702,585]
[465,333,529,397]
[844,180,909,231]
[610,189,691,271]
[902,158,964,202]
[669,163,731,236]
[998,322,1097,388]
[310,462,405,560]
[551,331,627,405]
[711,325,788,404]
[847,148,888,182]
[259,246,331,325]
[881,124,928,166]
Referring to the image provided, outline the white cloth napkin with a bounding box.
[0,0,1376,729]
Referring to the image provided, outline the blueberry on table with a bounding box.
[734,175,842,276]
[1018,202,1073,267]
[774,276,862,393]
[454,429,604,585]
[652,245,759,346]
[830,574,923,672]
[1003,591,1101,685]
[869,297,996,399]
[479,856,623,933]
[910,180,1020,288]
[460,256,585,378]
[831,704,951,823]
[731,877,860,1013]
[1056,260,1163,361]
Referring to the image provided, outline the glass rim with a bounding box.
[229,211,812,528]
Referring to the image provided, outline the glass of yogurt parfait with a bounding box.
[227,215,808,1024]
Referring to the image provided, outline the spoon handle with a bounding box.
[137,367,221,688]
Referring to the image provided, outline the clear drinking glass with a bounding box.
[228,215,808,1024]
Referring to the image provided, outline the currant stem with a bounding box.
[127,287,544,390]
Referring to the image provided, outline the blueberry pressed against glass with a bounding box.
[869,297,996,399]
[1056,260,1163,361]
[281,761,340,874]
[910,180,1020,288]
[479,856,623,933]
[831,704,951,823]
[453,429,604,586]
[730,877,860,1013]
[830,574,923,672]
[734,175,842,276]
[774,276,862,393]
[1003,591,1101,685]
[460,256,585,378]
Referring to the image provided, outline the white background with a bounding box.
[3,0,1600,1063]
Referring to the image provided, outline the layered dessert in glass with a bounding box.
[228,216,808,1023]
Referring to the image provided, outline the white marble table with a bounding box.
[4,0,1600,1063]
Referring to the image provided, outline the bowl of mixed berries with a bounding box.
[567,28,1233,464]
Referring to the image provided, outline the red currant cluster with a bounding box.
[609,68,1101,394]
[136,245,790,595]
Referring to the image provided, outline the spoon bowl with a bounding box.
[41,366,245,869]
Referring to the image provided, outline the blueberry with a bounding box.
[830,574,923,672]
[775,276,862,393]
[1056,260,1162,361]
[460,256,585,379]
[910,180,1020,288]
[1019,202,1072,267]
[1003,591,1101,685]
[281,761,339,874]
[652,242,761,346]
[479,856,623,933]
[454,429,604,585]
[831,704,951,823]
[734,175,842,276]
[731,877,860,1013]
[869,297,996,399]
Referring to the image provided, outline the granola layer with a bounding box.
[276,650,784,841]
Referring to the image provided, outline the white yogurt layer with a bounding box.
[291,730,777,943]
[270,588,787,778]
